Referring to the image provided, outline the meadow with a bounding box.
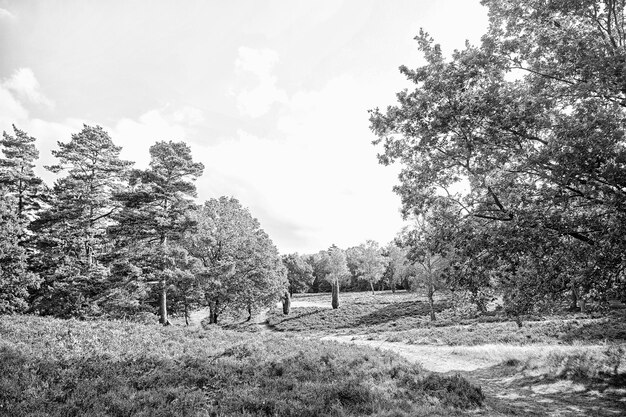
[2,291,625,416]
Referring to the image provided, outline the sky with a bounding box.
[0,0,489,254]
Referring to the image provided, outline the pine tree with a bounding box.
[111,141,203,325]
[0,191,41,313]
[31,125,132,317]
[0,125,44,220]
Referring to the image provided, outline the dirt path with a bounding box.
[323,335,626,416]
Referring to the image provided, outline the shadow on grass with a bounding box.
[352,301,450,327]
[461,362,626,417]
[559,317,626,343]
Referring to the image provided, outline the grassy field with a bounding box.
[0,315,484,416]
[268,291,626,345]
[3,291,625,416]
[265,291,626,416]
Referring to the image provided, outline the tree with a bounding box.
[369,0,626,312]
[353,240,387,294]
[111,140,203,325]
[0,125,44,313]
[384,243,412,293]
[185,197,287,324]
[282,253,314,296]
[0,125,44,220]
[324,246,349,309]
[0,192,41,313]
[398,213,451,321]
[31,125,132,317]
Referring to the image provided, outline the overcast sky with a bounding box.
[0,0,488,254]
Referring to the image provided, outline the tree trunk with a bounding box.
[570,280,579,311]
[579,298,586,313]
[370,281,375,295]
[331,280,339,309]
[282,292,291,315]
[209,300,219,324]
[246,305,252,322]
[159,280,169,325]
[428,284,436,321]
[184,302,189,326]
[391,281,396,294]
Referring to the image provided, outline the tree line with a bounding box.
[0,125,287,325]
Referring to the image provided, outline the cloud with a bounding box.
[111,106,204,168]
[196,72,407,254]
[0,8,15,20]
[3,68,54,108]
[234,47,287,118]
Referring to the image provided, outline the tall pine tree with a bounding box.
[111,141,203,325]
[31,125,132,317]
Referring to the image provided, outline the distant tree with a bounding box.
[306,252,332,293]
[31,125,132,318]
[0,192,41,313]
[324,246,349,309]
[111,140,203,325]
[185,197,287,324]
[353,240,387,294]
[399,211,453,322]
[282,253,314,296]
[384,243,412,293]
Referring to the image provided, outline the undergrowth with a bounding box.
[0,315,483,416]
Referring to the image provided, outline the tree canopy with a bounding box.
[370,0,626,313]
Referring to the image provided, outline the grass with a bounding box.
[0,315,484,416]
[269,291,626,346]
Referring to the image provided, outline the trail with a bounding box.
[322,335,626,416]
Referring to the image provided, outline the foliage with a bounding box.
[110,140,203,324]
[0,315,484,416]
[30,125,132,317]
[186,197,287,324]
[384,243,412,292]
[0,193,41,313]
[370,0,626,314]
[352,240,388,294]
[0,124,44,219]
[282,253,315,295]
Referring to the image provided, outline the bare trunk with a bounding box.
[246,305,252,322]
[428,284,436,321]
[209,300,219,324]
[570,280,579,311]
[391,281,396,293]
[331,280,339,309]
[370,281,375,295]
[159,281,169,325]
[184,302,189,326]
[282,292,291,315]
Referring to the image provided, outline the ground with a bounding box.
[257,291,626,416]
[4,291,625,416]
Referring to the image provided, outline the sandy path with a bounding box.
[321,335,626,416]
